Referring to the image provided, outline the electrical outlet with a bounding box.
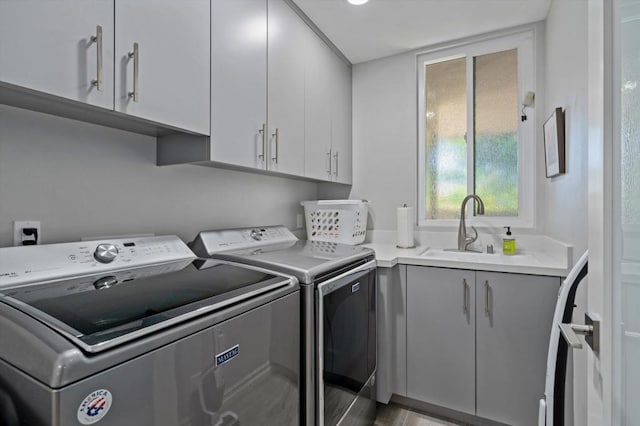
[296,214,304,229]
[13,221,41,246]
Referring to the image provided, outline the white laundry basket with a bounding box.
[301,200,369,245]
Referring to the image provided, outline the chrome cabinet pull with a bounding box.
[90,25,103,91]
[484,280,491,315]
[463,278,469,314]
[326,148,332,175]
[271,128,279,163]
[333,151,339,177]
[258,123,266,160]
[128,42,139,102]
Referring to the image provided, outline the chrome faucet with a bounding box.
[457,194,485,251]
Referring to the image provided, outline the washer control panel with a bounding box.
[0,235,196,288]
[192,226,297,255]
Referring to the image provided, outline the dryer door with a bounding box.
[316,260,376,426]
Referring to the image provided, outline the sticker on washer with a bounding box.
[216,344,239,366]
[77,389,112,425]
[352,282,361,293]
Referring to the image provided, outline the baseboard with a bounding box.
[389,394,509,426]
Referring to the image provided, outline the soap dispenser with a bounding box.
[503,227,516,255]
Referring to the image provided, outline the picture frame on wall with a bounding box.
[543,107,566,178]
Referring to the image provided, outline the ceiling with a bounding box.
[291,0,551,64]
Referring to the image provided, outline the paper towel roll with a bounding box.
[397,205,414,248]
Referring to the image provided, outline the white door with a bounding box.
[114,0,210,134]
[267,0,306,176]
[613,0,640,424]
[0,0,114,109]
[210,0,268,170]
[588,0,640,424]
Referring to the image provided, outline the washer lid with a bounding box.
[0,259,294,353]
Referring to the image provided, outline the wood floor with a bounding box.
[374,402,465,426]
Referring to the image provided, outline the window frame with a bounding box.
[417,28,537,229]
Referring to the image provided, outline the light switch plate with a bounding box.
[297,214,303,229]
[13,220,41,246]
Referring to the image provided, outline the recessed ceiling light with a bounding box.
[347,0,369,5]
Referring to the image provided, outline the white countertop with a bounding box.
[362,231,573,277]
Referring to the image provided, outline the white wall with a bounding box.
[543,0,589,425]
[543,1,589,256]
[0,106,317,247]
[323,50,418,230]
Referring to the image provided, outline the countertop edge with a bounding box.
[367,244,569,277]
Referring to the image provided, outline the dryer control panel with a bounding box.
[191,225,298,255]
[0,235,195,288]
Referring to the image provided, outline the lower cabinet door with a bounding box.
[475,271,560,426]
[407,266,476,415]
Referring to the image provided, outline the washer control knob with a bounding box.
[250,229,262,241]
[94,244,118,263]
[93,275,118,290]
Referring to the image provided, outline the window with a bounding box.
[417,29,536,227]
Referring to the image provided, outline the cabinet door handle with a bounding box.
[271,128,279,163]
[326,148,332,176]
[333,151,339,177]
[258,123,266,160]
[128,42,139,102]
[484,280,491,316]
[90,25,103,91]
[463,278,469,314]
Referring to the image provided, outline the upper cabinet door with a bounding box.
[211,0,268,170]
[304,28,333,182]
[330,52,353,184]
[114,0,210,135]
[267,0,306,176]
[0,0,114,109]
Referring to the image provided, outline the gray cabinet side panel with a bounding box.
[395,265,407,397]
[475,272,560,426]
[376,265,407,402]
[406,266,475,415]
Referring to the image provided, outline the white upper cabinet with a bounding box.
[267,0,306,176]
[330,52,353,184]
[0,0,114,110]
[304,29,334,181]
[2,0,351,182]
[304,29,353,184]
[114,0,210,134]
[210,0,268,169]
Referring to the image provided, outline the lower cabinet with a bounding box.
[406,266,560,426]
[407,267,476,415]
[475,271,559,425]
